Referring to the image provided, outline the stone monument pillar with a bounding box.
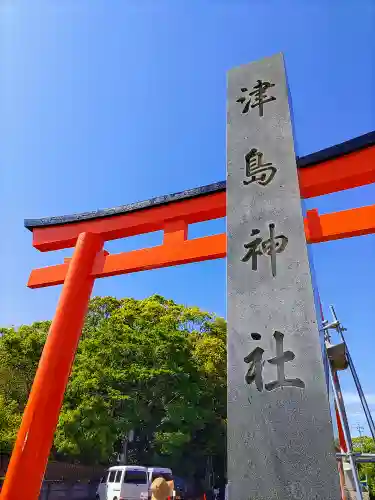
[227,53,341,500]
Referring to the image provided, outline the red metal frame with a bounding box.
[317,298,347,500]
[2,136,375,500]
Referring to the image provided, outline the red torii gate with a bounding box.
[1,131,375,500]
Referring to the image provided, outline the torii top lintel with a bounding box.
[25,131,375,289]
[26,131,375,234]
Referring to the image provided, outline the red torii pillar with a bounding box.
[1,233,104,500]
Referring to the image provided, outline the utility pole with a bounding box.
[355,424,368,489]
[121,429,134,464]
[356,424,365,451]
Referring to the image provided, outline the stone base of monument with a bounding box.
[342,461,369,500]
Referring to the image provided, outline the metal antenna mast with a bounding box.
[322,305,375,500]
[330,305,375,440]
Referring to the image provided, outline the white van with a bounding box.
[97,465,148,500]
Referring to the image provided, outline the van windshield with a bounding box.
[151,472,173,482]
[124,470,147,484]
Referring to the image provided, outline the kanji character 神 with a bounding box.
[241,223,288,277]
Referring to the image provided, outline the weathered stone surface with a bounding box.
[227,53,341,500]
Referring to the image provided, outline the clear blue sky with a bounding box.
[1,1,374,435]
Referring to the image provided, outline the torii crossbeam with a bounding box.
[1,130,375,500]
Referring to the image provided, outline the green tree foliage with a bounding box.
[353,436,375,498]
[0,296,226,480]
[0,322,50,453]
